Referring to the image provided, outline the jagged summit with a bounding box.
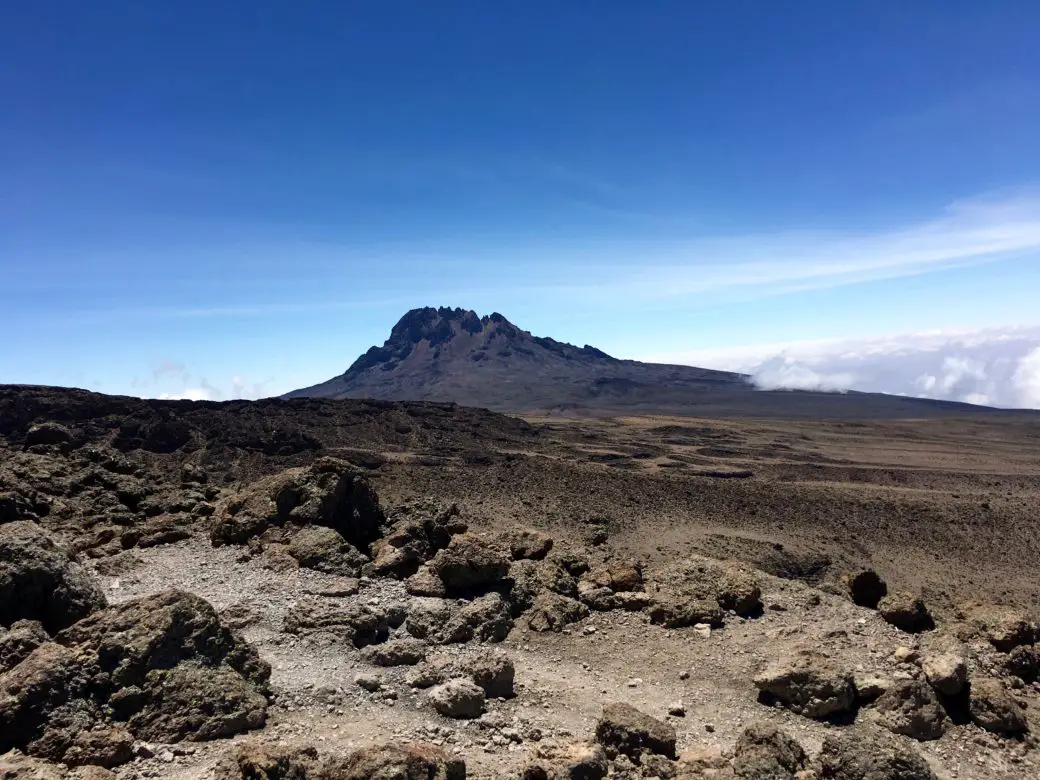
[342,307,617,379]
[286,307,998,417]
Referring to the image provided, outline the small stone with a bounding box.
[668,701,686,717]
[355,673,383,692]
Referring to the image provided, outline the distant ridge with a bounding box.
[285,307,1010,419]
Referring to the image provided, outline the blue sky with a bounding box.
[4,2,1040,405]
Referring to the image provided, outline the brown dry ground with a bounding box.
[371,412,1040,618]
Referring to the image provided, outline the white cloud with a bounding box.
[1012,347,1040,407]
[152,374,271,402]
[648,325,1040,409]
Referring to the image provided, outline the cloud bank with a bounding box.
[653,325,1040,409]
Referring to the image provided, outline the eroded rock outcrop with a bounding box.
[0,522,107,634]
[0,590,270,766]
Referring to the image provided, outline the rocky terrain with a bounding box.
[285,307,1019,419]
[1,384,1038,778]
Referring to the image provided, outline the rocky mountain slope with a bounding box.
[286,307,1010,418]
[0,385,1037,779]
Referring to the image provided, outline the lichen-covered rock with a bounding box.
[595,703,677,760]
[732,722,807,779]
[0,591,269,765]
[870,680,946,741]
[210,457,384,548]
[815,728,937,780]
[0,522,107,634]
[753,655,856,720]
[969,678,1029,735]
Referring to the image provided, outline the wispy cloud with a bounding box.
[645,324,1040,409]
[530,190,1040,305]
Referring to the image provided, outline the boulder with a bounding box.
[406,648,514,699]
[428,678,485,719]
[1007,645,1039,683]
[877,593,934,633]
[510,529,554,561]
[732,722,807,779]
[648,589,725,629]
[584,563,643,593]
[845,569,888,609]
[753,655,856,720]
[0,750,118,779]
[870,680,946,741]
[715,564,764,616]
[405,566,447,597]
[210,457,384,548]
[921,652,968,696]
[405,598,453,641]
[0,591,269,765]
[442,592,513,643]
[370,500,466,578]
[0,522,107,634]
[969,678,1028,735]
[0,620,50,674]
[287,526,367,575]
[509,559,579,614]
[527,593,589,633]
[969,607,1036,652]
[216,741,465,780]
[362,638,427,667]
[460,648,515,698]
[429,534,510,596]
[215,743,325,779]
[815,728,937,780]
[594,703,677,760]
[284,600,389,647]
[340,743,466,780]
[25,423,75,449]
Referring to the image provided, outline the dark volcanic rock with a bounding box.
[287,526,368,575]
[0,521,107,634]
[871,680,946,741]
[429,534,510,596]
[0,620,51,674]
[733,722,808,779]
[595,702,677,760]
[0,590,269,765]
[210,457,385,547]
[878,592,935,633]
[816,728,937,780]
